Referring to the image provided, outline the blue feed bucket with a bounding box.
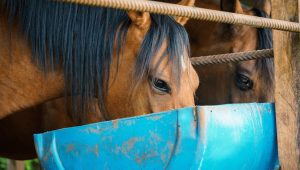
[34,103,279,170]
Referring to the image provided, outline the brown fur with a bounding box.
[0,12,65,119]
[0,1,198,160]
[186,0,274,105]
[0,98,102,159]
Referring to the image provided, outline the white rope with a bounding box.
[57,0,300,32]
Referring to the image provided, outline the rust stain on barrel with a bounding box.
[135,150,158,164]
[67,144,75,152]
[147,115,163,120]
[122,137,141,153]
[112,119,119,129]
[94,144,99,156]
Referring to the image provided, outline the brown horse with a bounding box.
[0,98,102,159]
[0,0,198,159]
[186,0,274,105]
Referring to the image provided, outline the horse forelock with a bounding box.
[252,8,274,88]
[2,0,189,122]
[134,14,190,89]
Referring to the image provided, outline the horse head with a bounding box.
[0,0,199,159]
[188,0,274,104]
[105,9,199,119]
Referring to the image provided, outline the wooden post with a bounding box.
[272,0,300,169]
[7,160,24,170]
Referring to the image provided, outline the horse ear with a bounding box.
[175,0,195,25]
[254,0,271,16]
[220,0,243,14]
[127,11,151,30]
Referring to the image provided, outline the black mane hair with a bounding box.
[252,8,274,88]
[2,0,190,122]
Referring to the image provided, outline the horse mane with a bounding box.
[252,8,274,88]
[1,0,190,122]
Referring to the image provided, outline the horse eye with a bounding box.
[235,73,253,91]
[150,77,171,94]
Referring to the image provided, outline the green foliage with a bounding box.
[0,158,41,170]
[25,159,41,170]
[0,158,7,170]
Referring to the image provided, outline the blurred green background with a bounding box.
[0,158,40,170]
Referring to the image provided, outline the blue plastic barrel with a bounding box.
[34,103,279,170]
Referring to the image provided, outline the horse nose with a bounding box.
[175,94,196,109]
